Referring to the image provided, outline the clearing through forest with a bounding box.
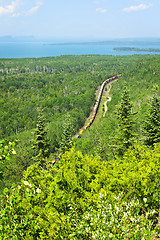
[103,83,112,117]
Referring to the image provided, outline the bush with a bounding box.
[67,193,157,239]
[0,145,159,239]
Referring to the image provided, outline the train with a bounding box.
[75,74,122,138]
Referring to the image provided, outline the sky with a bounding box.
[0,0,159,40]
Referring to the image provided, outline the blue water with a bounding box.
[0,39,160,58]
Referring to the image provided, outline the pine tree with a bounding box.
[59,114,73,154]
[144,88,160,147]
[32,108,50,164]
[114,85,135,156]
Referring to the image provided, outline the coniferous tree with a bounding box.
[32,108,50,164]
[59,114,73,154]
[114,85,135,156]
[143,88,160,147]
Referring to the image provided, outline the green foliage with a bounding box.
[32,108,50,164]
[59,113,73,154]
[105,143,160,217]
[77,55,160,159]
[0,54,140,188]
[0,55,130,139]
[67,193,156,239]
[0,145,160,239]
[0,54,160,238]
[0,140,16,164]
[0,140,16,189]
[0,148,107,239]
[143,90,160,146]
[113,84,135,156]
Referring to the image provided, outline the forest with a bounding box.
[0,54,160,239]
[113,47,160,53]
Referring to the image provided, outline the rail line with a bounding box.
[75,74,122,138]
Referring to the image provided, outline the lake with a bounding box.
[0,39,160,58]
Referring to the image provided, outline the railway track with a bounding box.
[75,74,122,138]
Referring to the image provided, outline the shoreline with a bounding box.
[113,47,160,53]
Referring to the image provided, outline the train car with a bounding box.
[75,74,122,138]
[79,129,83,135]
[87,122,90,127]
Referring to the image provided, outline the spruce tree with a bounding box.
[114,85,135,156]
[143,88,160,147]
[32,108,50,164]
[59,113,73,154]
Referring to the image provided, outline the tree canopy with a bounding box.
[143,89,160,147]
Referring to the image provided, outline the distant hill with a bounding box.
[0,35,35,42]
[113,47,160,53]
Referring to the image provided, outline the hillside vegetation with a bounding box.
[76,55,160,157]
[0,55,160,239]
[0,55,141,188]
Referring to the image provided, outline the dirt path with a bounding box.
[103,83,112,117]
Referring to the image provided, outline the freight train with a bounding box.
[75,74,122,138]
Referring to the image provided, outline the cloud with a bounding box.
[12,0,42,17]
[96,7,107,13]
[123,3,152,12]
[0,0,42,17]
[0,1,20,16]
[26,1,42,16]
